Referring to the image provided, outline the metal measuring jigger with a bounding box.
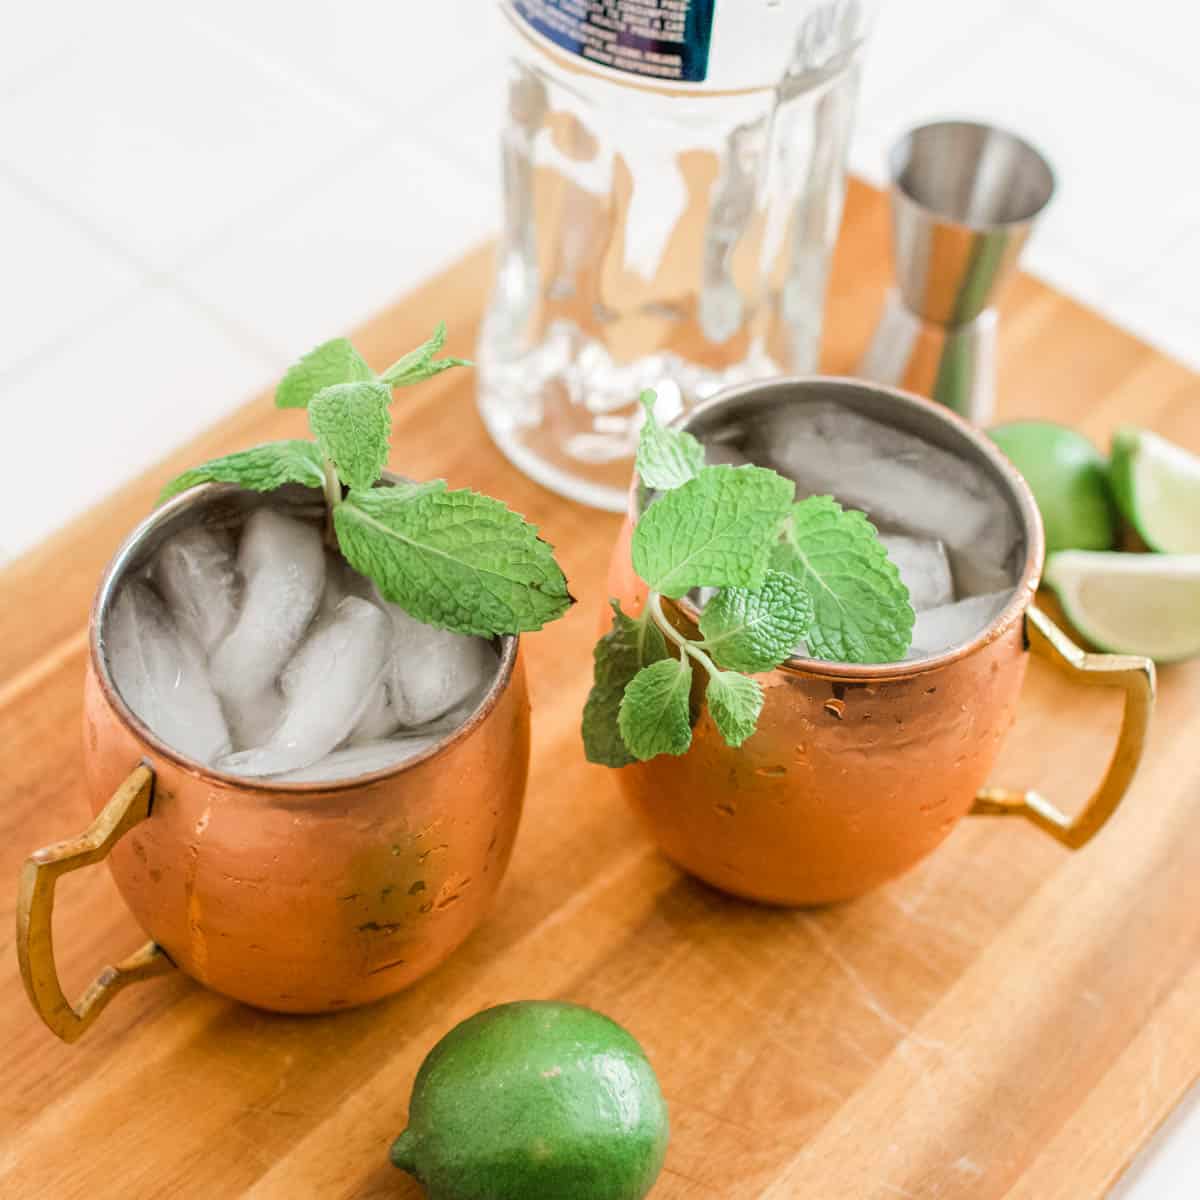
[859,120,1055,423]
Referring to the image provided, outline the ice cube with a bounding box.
[218,597,391,778]
[272,734,443,784]
[106,580,231,764]
[745,403,1022,565]
[223,689,285,752]
[380,599,499,728]
[880,534,955,611]
[210,508,326,702]
[909,590,1014,657]
[948,548,1017,598]
[152,526,240,655]
[319,551,375,620]
[349,679,398,742]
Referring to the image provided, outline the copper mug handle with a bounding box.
[970,605,1155,849]
[16,765,173,1042]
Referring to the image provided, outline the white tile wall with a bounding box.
[0,0,1197,1180]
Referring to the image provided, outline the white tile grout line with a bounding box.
[1039,5,1200,106]
[172,10,377,130]
[859,0,1041,127]
[0,163,284,386]
[0,9,497,352]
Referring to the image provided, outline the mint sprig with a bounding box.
[617,655,693,761]
[581,393,913,765]
[632,465,794,598]
[160,325,572,638]
[159,440,326,502]
[334,485,571,636]
[275,338,373,409]
[698,569,813,673]
[774,496,914,664]
[308,380,393,491]
[634,388,705,490]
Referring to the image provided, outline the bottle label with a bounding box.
[511,0,716,83]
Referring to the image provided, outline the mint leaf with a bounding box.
[618,656,693,761]
[582,601,670,767]
[333,485,573,636]
[698,569,813,672]
[158,440,326,504]
[308,380,392,491]
[773,495,914,663]
[631,465,794,598]
[705,671,763,748]
[276,338,373,409]
[379,321,471,388]
[635,389,705,490]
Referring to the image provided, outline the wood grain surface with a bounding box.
[2,180,1198,1199]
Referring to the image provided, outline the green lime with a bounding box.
[1109,426,1200,553]
[1044,550,1200,662]
[390,1001,669,1200]
[989,421,1116,554]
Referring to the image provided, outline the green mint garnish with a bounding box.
[617,655,694,761]
[704,670,763,748]
[275,337,374,409]
[631,465,794,598]
[160,325,572,639]
[581,600,669,767]
[378,321,471,388]
[308,379,393,492]
[333,485,572,636]
[634,388,705,490]
[773,496,913,664]
[698,569,813,673]
[583,392,914,766]
[158,440,326,504]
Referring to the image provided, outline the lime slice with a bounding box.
[989,421,1116,553]
[1110,426,1200,553]
[1044,550,1200,662]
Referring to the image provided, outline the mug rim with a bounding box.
[90,477,520,794]
[635,374,1045,682]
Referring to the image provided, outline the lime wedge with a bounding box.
[1110,427,1200,553]
[1044,550,1200,662]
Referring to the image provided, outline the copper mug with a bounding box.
[17,481,530,1042]
[607,378,1154,906]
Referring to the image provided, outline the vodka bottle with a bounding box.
[478,0,877,510]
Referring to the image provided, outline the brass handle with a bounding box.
[16,765,173,1043]
[971,605,1155,849]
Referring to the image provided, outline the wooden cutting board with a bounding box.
[2,180,1199,1199]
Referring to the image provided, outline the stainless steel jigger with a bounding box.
[859,120,1055,423]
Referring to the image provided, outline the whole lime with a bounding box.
[390,1001,669,1200]
[989,421,1116,554]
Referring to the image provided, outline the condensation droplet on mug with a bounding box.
[715,800,736,817]
[824,698,846,720]
[755,764,788,779]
